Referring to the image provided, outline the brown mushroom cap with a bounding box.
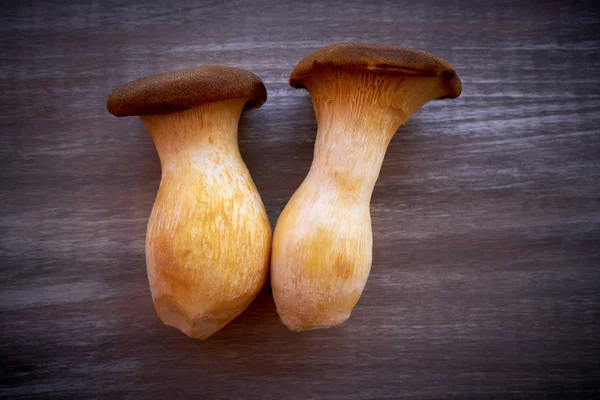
[107,65,267,117]
[289,42,461,99]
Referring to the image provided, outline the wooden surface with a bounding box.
[1,0,599,398]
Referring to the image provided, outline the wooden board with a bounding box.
[1,0,599,398]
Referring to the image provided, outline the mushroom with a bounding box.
[271,43,462,331]
[107,66,271,339]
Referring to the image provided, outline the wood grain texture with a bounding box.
[1,0,599,398]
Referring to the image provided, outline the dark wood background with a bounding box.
[1,0,599,398]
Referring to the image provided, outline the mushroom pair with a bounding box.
[107,43,461,339]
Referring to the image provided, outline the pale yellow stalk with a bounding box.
[272,69,454,330]
[142,98,271,339]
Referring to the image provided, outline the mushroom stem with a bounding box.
[141,99,244,167]
[306,69,454,200]
[308,71,406,199]
[272,68,458,331]
[141,98,271,339]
